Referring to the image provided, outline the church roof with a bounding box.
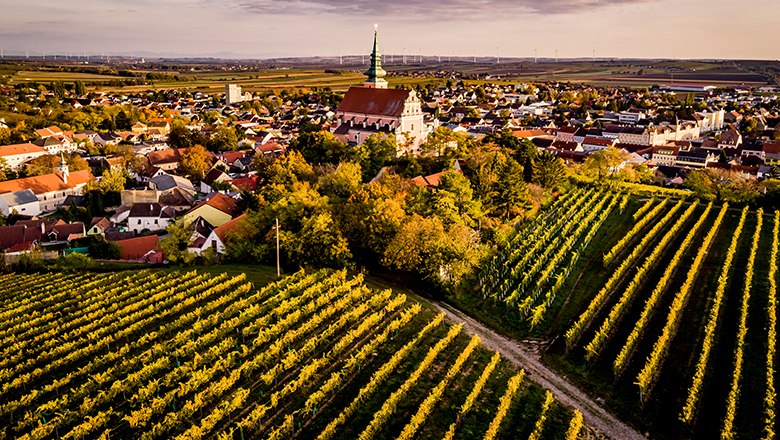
[337,87,410,117]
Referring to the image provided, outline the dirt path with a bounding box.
[430,300,646,440]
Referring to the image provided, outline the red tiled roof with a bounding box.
[0,143,48,157]
[190,193,238,217]
[115,235,160,260]
[337,87,410,117]
[230,175,260,192]
[0,170,92,195]
[214,213,248,242]
[147,148,185,166]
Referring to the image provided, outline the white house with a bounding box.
[127,203,177,233]
[0,143,49,170]
[0,189,41,216]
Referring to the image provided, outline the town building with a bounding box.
[0,155,92,212]
[0,143,49,170]
[226,84,245,105]
[332,26,427,156]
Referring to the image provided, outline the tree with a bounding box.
[26,155,61,176]
[433,171,483,227]
[87,236,121,260]
[115,110,131,130]
[290,130,349,164]
[341,181,406,262]
[318,162,362,200]
[207,125,239,151]
[264,150,315,188]
[283,212,352,268]
[420,127,474,158]
[494,158,530,219]
[352,133,397,181]
[685,168,759,203]
[582,146,629,184]
[532,151,567,188]
[98,167,127,192]
[74,80,86,97]
[169,120,196,149]
[179,144,211,180]
[159,220,197,265]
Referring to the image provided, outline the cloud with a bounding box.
[234,0,652,16]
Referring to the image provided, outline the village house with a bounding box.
[181,193,238,227]
[0,143,49,170]
[127,203,178,233]
[0,158,92,212]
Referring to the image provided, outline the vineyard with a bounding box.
[0,269,588,439]
[464,187,780,439]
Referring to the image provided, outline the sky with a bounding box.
[0,0,778,60]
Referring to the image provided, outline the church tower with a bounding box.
[58,152,69,184]
[363,24,388,89]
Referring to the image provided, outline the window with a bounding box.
[154,219,158,225]
[137,219,141,225]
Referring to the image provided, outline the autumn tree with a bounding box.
[179,144,211,180]
[318,162,362,201]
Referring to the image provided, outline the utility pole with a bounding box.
[275,217,280,277]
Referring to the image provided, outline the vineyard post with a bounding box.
[276,217,280,278]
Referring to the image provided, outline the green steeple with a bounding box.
[363,24,388,89]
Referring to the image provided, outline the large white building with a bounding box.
[225,84,245,105]
[332,26,427,156]
[0,156,92,212]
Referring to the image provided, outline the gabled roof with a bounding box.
[0,225,43,250]
[0,189,39,205]
[231,175,260,192]
[150,174,196,193]
[114,235,160,260]
[337,87,411,117]
[128,203,176,218]
[0,170,92,195]
[50,222,85,241]
[0,143,48,157]
[147,148,184,165]
[213,213,248,242]
[188,192,238,217]
[89,217,111,231]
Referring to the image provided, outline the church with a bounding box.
[333,26,427,156]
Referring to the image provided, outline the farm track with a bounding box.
[430,300,646,440]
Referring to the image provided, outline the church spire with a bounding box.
[363,24,388,89]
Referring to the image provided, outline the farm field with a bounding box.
[0,268,588,439]
[3,58,775,93]
[458,188,779,439]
